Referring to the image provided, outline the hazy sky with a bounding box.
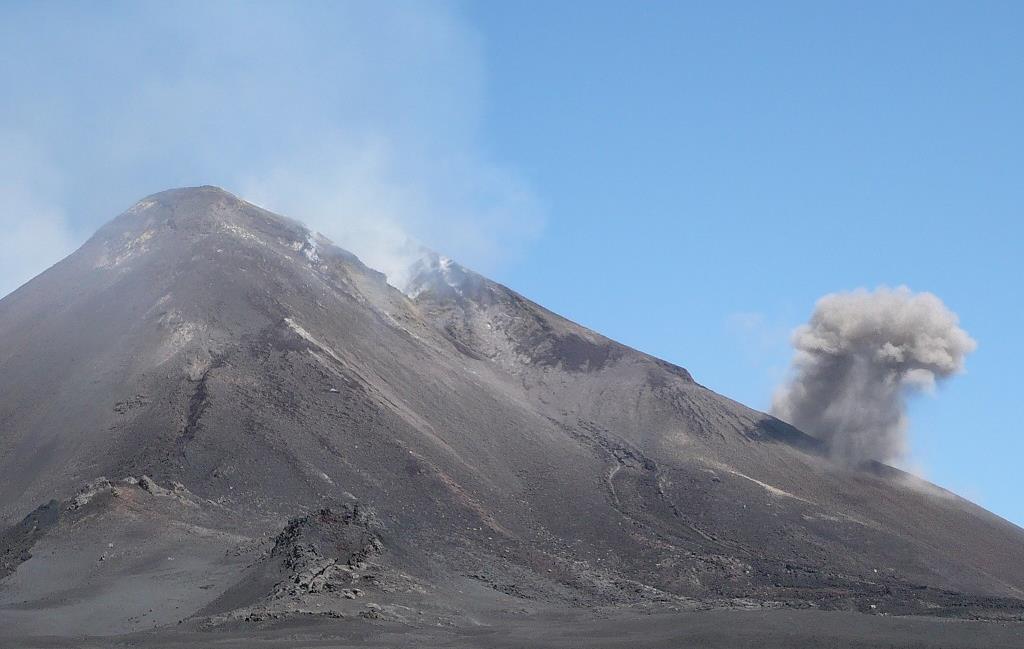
[1,2,1022,525]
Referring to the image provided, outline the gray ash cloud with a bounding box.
[772,287,976,464]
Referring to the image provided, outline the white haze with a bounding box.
[0,132,77,297]
[772,287,976,465]
[0,2,542,297]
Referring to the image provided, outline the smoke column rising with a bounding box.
[0,3,543,299]
[772,287,976,465]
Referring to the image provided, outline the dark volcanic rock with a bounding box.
[270,506,384,596]
[1,186,1023,639]
[0,500,60,580]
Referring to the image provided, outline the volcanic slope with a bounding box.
[1,186,1023,640]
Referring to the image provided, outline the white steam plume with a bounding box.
[0,131,76,297]
[0,2,542,298]
[772,287,976,465]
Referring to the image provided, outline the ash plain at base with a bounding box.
[1,186,1023,646]
[5,609,1024,649]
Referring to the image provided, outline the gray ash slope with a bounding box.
[1,186,1023,637]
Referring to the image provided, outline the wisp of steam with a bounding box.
[772,286,976,465]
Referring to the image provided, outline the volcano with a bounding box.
[2,186,1022,647]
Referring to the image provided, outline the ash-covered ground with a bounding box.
[2,187,1023,646]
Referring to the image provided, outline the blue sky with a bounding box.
[1,2,1021,525]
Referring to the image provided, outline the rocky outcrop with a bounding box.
[270,505,384,598]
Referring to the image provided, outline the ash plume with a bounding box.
[772,287,976,465]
